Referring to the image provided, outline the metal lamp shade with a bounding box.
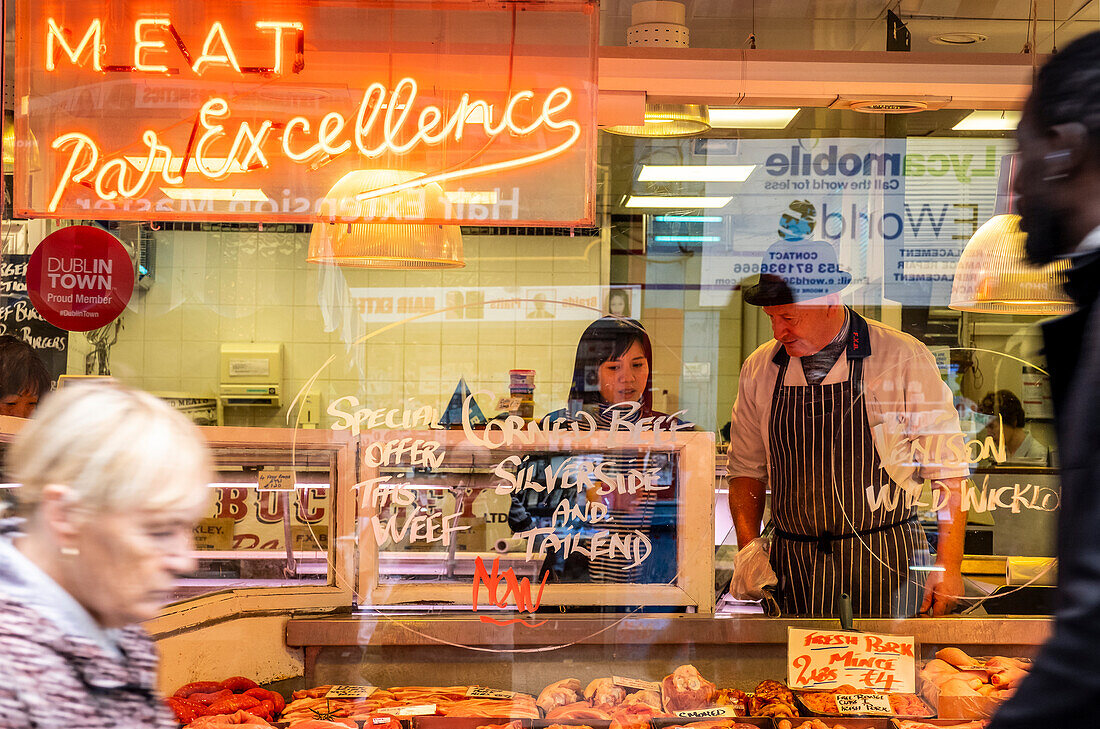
[949,214,1073,315]
[602,103,711,138]
[308,169,464,269]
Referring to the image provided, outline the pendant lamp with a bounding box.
[2,111,41,174]
[602,104,711,138]
[948,214,1072,315]
[308,169,464,269]
[949,154,1072,315]
[601,2,711,138]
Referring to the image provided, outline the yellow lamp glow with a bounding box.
[308,170,464,269]
[949,214,1073,315]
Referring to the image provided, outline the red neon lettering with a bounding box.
[46,79,580,212]
[46,17,102,71]
[471,556,548,628]
[192,22,241,74]
[134,19,172,73]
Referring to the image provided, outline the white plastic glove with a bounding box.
[728,536,778,600]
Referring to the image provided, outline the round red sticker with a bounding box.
[26,226,135,332]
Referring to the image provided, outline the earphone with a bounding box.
[1045,150,1072,180]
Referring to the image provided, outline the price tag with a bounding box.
[787,627,916,693]
[466,687,517,700]
[674,707,741,719]
[325,685,378,699]
[258,470,296,491]
[835,694,893,715]
[612,676,661,692]
[390,704,438,716]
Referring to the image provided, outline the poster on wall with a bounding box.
[0,254,68,382]
[16,0,598,226]
[677,137,1011,309]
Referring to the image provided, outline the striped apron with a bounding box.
[768,311,930,617]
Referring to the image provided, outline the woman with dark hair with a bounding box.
[562,316,655,423]
[0,335,50,418]
[978,389,1051,465]
[509,317,681,586]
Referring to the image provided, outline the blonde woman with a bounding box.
[0,382,211,728]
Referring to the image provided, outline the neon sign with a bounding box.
[17,1,598,224]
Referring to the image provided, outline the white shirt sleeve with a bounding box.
[726,345,772,484]
[864,325,970,482]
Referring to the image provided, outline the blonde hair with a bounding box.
[8,382,212,516]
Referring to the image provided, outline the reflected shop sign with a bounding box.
[15,0,598,225]
[691,137,1013,307]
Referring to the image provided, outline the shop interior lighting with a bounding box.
[707,108,800,129]
[949,214,1073,315]
[655,215,723,223]
[128,157,247,174]
[2,111,40,174]
[952,111,1021,131]
[638,164,755,182]
[444,190,498,205]
[653,235,721,243]
[602,104,711,138]
[625,196,732,209]
[308,169,464,268]
[160,188,270,201]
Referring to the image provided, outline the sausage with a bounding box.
[207,694,262,714]
[243,687,285,714]
[174,681,224,699]
[189,689,234,706]
[220,676,261,693]
[165,697,207,723]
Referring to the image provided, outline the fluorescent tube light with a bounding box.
[625,196,732,209]
[638,164,755,182]
[708,108,799,129]
[125,157,247,174]
[444,190,498,205]
[653,235,721,243]
[654,215,723,223]
[160,188,270,201]
[952,111,1021,131]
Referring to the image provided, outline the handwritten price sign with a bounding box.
[787,628,916,693]
[674,707,741,719]
[325,685,378,699]
[465,687,517,700]
[835,694,893,715]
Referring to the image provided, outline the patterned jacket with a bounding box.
[0,546,175,728]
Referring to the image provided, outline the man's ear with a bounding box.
[1044,121,1090,180]
[38,484,80,546]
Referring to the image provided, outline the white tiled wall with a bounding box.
[67,229,606,427]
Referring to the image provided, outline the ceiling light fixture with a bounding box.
[308,169,464,268]
[638,164,755,182]
[603,104,711,138]
[929,32,987,45]
[160,188,269,201]
[625,196,732,209]
[949,214,1072,315]
[952,110,1022,131]
[707,108,800,129]
[602,2,711,138]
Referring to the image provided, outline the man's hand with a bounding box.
[919,563,964,616]
[728,537,778,600]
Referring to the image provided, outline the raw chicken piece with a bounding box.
[938,677,983,697]
[661,665,716,712]
[989,667,1028,689]
[584,678,627,708]
[936,648,978,668]
[538,679,583,714]
[985,656,1030,672]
